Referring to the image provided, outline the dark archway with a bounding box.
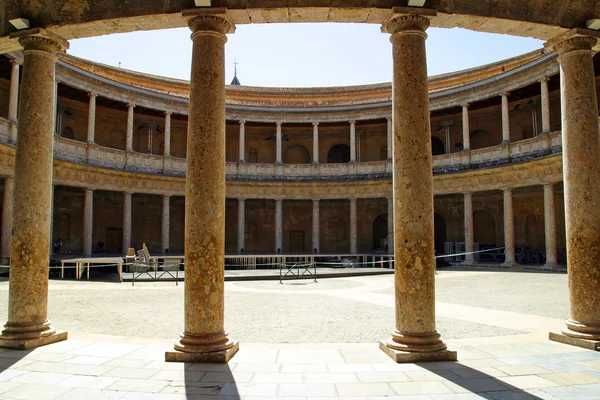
[470,129,495,149]
[248,148,258,163]
[434,213,447,254]
[327,144,351,163]
[284,145,310,164]
[431,137,445,155]
[474,209,497,246]
[372,214,387,251]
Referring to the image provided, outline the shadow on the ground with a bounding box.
[0,348,33,378]
[420,362,543,399]
[183,363,239,399]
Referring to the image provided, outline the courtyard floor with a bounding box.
[0,270,598,399]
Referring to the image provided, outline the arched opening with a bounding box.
[327,144,350,163]
[470,129,495,149]
[62,126,74,140]
[380,146,388,161]
[284,145,310,164]
[248,148,258,163]
[372,214,387,251]
[434,213,447,255]
[474,210,497,246]
[431,137,445,155]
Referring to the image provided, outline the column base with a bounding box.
[0,330,67,350]
[542,263,561,270]
[379,341,457,363]
[501,261,516,267]
[166,340,239,363]
[549,332,600,351]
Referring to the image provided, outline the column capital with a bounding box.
[500,92,510,98]
[502,187,513,194]
[349,198,357,203]
[88,92,97,99]
[183,8,235,35]
[538,76,550,83]
[124,191,134,196]
[546,28,599,57]
[127,103,136,109]
[275,121,283,127]
[164,111,172,116]
[11,28,69,55]
[349,120,356,125]
[382,9,435,35]
[8,57,20,66]
[84,188,95,193]
[163,194,172,199]
[238,197,245,202]
[461,103,470,109]
[386,116,392,121]
[239,120,246,125]
[312,121,319,126]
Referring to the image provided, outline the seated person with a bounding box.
[95,240,106,253]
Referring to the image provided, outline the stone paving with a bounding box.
[0,270,598,399]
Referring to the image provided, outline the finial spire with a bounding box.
[231,58,241,86]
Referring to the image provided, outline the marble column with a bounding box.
[122,192,132,253]
[0,29,69,349]
[83,189,93,257]
[164,112,171,157]
[126,103,135,151]
[162,195,170,253]
[547,32,600,348]
[540,77,551,134]
[543,183,558,267]
[350,198,357,254]
[387,197,393,255]
[1,178,13,261]
[502,189,515,266]
[275,122,282,164]
[237,198,245,252]
[312,199,319,252]
[275,199,282,252]
[380,12,454,362]
[464,192,475,263]
[386,117,393,159]
[501,92,510,143]
[239,120,245,163]
[8,59,19,143]
[312,122,319,164]
[166,9,238,363]
[462,104,470,151]
[350,120,356,162]
[87,93,96,144]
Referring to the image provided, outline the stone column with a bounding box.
[386,117,393,159]
[275,122,282,164]
[502,189,515,266]
[350,198,357,254]
[83,189,93,257]
[166,9,238,363]
[441,121,453,154]
[0,29,69,350]
[164,112,171,157]
[8,59,19,143]
[1,178,13,261]
[87,93,96,144]
[387,196,394,255]
[312,122,319,164]
[543,183,558,267]
[162,195,170,253]
[275,199,282,252]
[122,192,132,253]
[312,199,319,252]
[126,103,135,151]
[349,120,356,162]
[237,198,245,252]
[547,32,600,348]
[238,120,245,163]
[540,77,551,134]
[462,104,470,151]
[380,12,454,362]
[464,192,475,263]
[501,92,510,143]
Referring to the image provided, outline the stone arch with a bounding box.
[62,126,74,139]
[327,144,350,163]
[431,137,445,155]
[470,129,495,150]
[372,214,387,251]
[434,212,447,254]
[474,209,497,246]
[284,144,310,164]
[248,148,258,163]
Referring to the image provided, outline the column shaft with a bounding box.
[276,122,282,164]
[543,183,558,266]
[350,198,357,254]
[162,195,170,253]
[164,112,171,157]
[122,192,132,253]
[462,104,470,151]
[312,122,319,163]
[386,117,393,159]
[239,120,245,162]
[502,189,515,265]
[237,198,245,252]
[126,104,135,151]
[1,178,13,261]
[275,199,282,252]
[312,199,319,252]
[87,93,96,144]
[168,11,237,362]
[464,193,474,263]
[540,78,551,133]
[387,197,393,255]
[8,60,19,122]
[350,121,356,162]
[501,93,510,142]
[83,189,93,257]
[0,31,69,348]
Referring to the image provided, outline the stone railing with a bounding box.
[0,117,562,180]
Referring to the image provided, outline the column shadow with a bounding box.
[0,348,33,378]
[183,363,239,399]
[419,362,544,399]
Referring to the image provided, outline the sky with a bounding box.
[68,23,543,88]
